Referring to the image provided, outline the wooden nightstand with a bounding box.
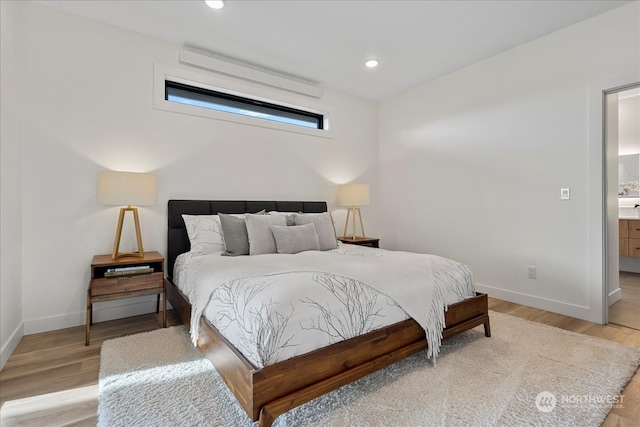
[86,251,166,345]
[338,237,380,248]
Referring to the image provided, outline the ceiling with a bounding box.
[35,0,630,100]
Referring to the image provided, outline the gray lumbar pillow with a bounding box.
[270,223,320,254]
[294,212,338,251]
[219,213,250,256]
[245,214,287,255]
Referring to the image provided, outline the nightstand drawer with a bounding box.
[91,272,163,296]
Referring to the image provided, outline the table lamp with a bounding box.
[337,183,370,240]
[98,171,157,259]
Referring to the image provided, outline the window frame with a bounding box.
[153,64,333,139]
[165,81,325,130]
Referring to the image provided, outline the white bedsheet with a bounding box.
[174,244,475,367]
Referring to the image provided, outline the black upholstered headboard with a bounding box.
[167,200,328,280]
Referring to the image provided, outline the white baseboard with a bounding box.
[1,322,24,371]
[475,283,595,323]
[608,287,622,306]
[24,295,166,335]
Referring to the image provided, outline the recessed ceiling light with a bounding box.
[365,59,379,68]
[205,0,224,9]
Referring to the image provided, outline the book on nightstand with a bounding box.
[104,265,154,277]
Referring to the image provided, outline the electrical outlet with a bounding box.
[528,266,537,279]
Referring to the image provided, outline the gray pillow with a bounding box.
[270,223,320,254]
[294,212,338,250]
[268,211,296,226]
[219,213,249,256]
[245,214,287,255]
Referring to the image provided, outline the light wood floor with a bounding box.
[610,271,640,331]
[1,301,639,426]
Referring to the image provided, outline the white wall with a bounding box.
[1,1,25,370]
[379,2,640,323]
[618,94,640,155]
[14,2,379,335]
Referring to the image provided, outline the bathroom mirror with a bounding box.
[619,153,640,198]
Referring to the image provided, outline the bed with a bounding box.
[165,199,491,427]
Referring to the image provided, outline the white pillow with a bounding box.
[245,214,287,255]
[270,223,320,254]
[182,214,225,254]
[293,212,338,250]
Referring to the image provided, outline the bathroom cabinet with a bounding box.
[619,219,640,258]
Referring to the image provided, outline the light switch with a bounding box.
[560,188,570,200]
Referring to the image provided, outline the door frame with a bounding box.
[587,72,640,325]
[600,79,640,324]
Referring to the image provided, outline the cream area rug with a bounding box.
[98,311,640,426]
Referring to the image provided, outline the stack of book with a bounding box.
[104,265,154,278]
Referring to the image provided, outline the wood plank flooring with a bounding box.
[0,312,182,426]
[1,302,639,426]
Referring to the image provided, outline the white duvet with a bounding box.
[174,244,475,368]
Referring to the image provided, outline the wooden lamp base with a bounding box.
[112,205,144,259]
[341,206,366,240]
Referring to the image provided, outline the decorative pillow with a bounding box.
[245,214,287,255]
[270,223,320,254]
[181,214,225,254]
[268,211,296,226]
[294,212,338,251]
[219,213,250,256]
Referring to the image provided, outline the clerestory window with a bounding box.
[165,81,324,130]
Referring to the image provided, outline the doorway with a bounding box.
[606,84,640,330]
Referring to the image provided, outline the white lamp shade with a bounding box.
[337,184,370,207]
[98,171,157,206]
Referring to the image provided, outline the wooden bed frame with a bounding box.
[166,200,491,427]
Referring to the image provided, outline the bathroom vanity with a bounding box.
[619,218,640,257]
